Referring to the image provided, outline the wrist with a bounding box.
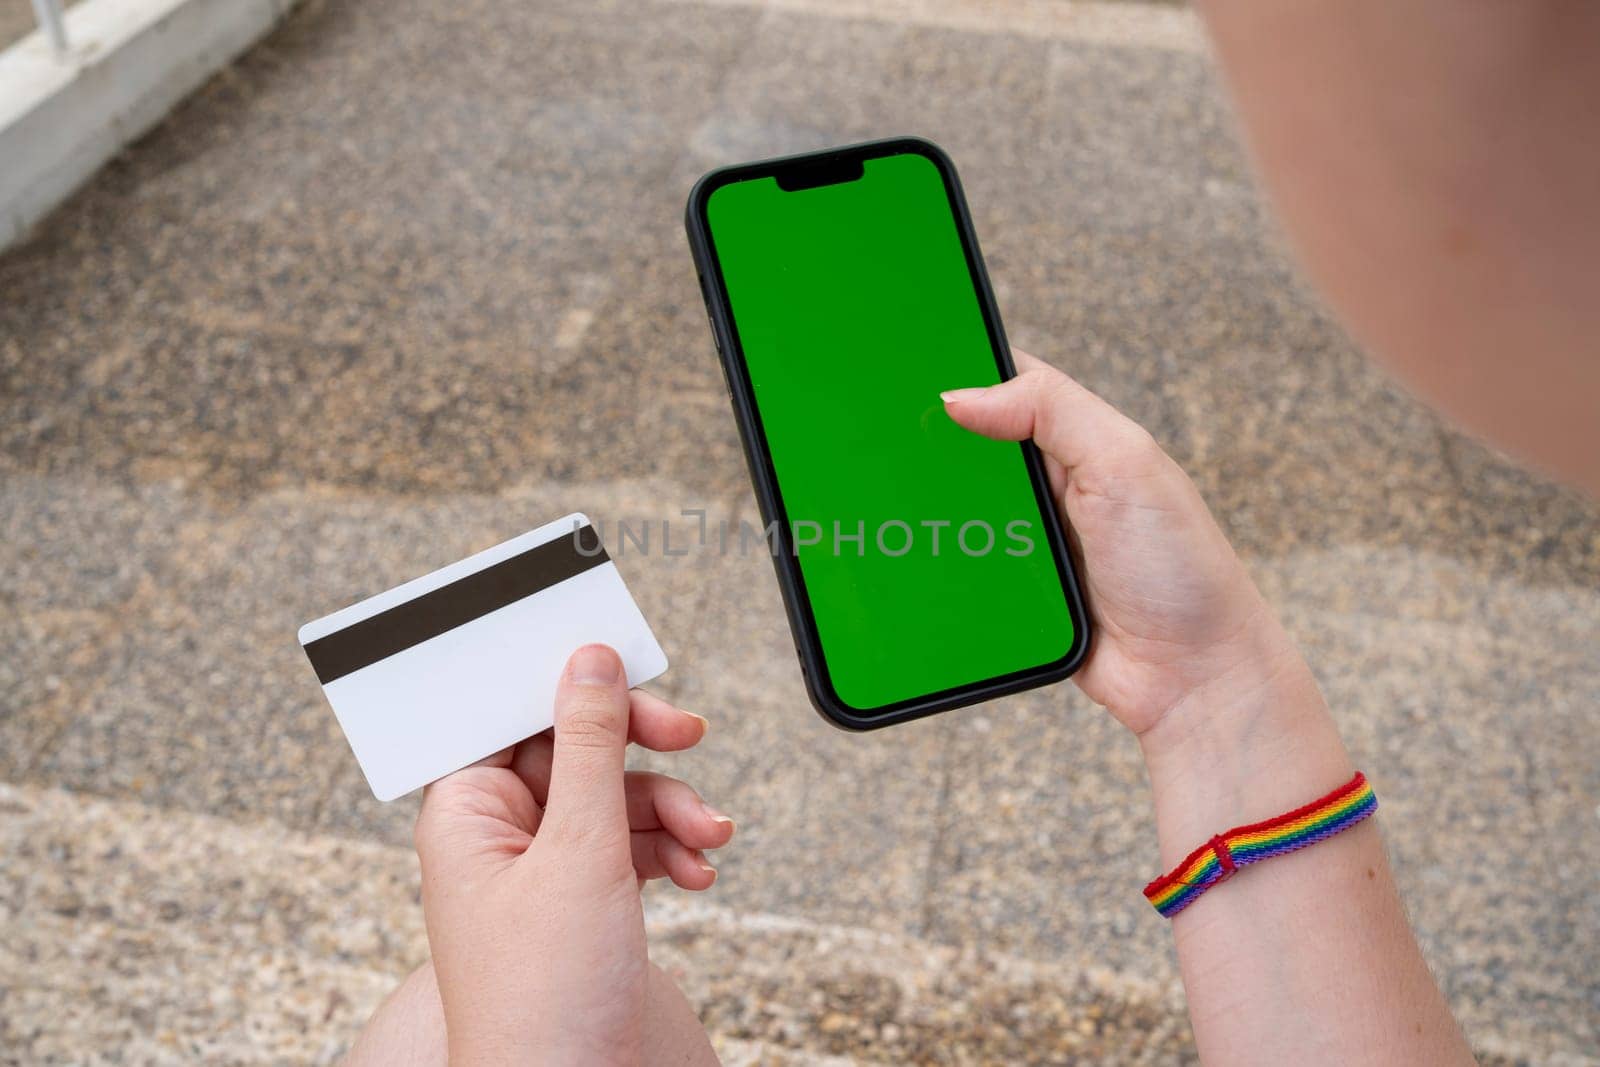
[1136,630,1354,869]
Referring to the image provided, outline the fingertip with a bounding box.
[682,710,710,751]
[628,689,709,752]
[701,801,736,842]
[681,849,717,891]
[674,705,710,745]
[564,643,624,688]
[631,831,720,891]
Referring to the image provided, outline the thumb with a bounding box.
[940,349,1151,474]
[539,643,631,852]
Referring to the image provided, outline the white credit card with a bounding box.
[298,513,668,801]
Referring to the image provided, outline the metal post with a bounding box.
[29,0,69,57]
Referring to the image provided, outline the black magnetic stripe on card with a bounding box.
[303,524,610,685]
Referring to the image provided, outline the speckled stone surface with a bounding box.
[0,783,1202,1064]
[0,783,1554,1065]
[2,0,1598,1062]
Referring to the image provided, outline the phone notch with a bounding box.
[775,156,865,192]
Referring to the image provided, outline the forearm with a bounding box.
[346,963,449,1067]
[346,961,720,1067]
[1138,630,1473,1065]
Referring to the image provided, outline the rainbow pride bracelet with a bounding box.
[1143,771,1378,919]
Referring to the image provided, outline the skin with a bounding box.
[353,7,1600,1057]
[349,645,728,1066]
[1194,0,1600,494]
[355,350,1478,1065]
[944,353,1475,1065]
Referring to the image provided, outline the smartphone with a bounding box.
[685,136,1090,730]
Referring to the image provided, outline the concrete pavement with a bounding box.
[2,0,1597,1062]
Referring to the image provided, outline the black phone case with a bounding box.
[684,135,1091,731]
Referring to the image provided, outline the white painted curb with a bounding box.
[0,0,297,252]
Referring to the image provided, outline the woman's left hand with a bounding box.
[412,643,733,1065]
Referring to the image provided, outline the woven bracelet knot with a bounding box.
[1208,835,1237,883]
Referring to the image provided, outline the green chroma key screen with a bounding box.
[705,149,1076,712]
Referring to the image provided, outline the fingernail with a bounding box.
[569,644,621,685]
[701,801,734,828]
[686,710,710,733]
[694,851,718,882]
[940,387,989,403]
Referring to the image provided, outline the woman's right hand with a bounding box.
[944,353,1474,1067]
[942,350,1309,742]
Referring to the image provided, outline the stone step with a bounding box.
[1,781,1575,1065]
